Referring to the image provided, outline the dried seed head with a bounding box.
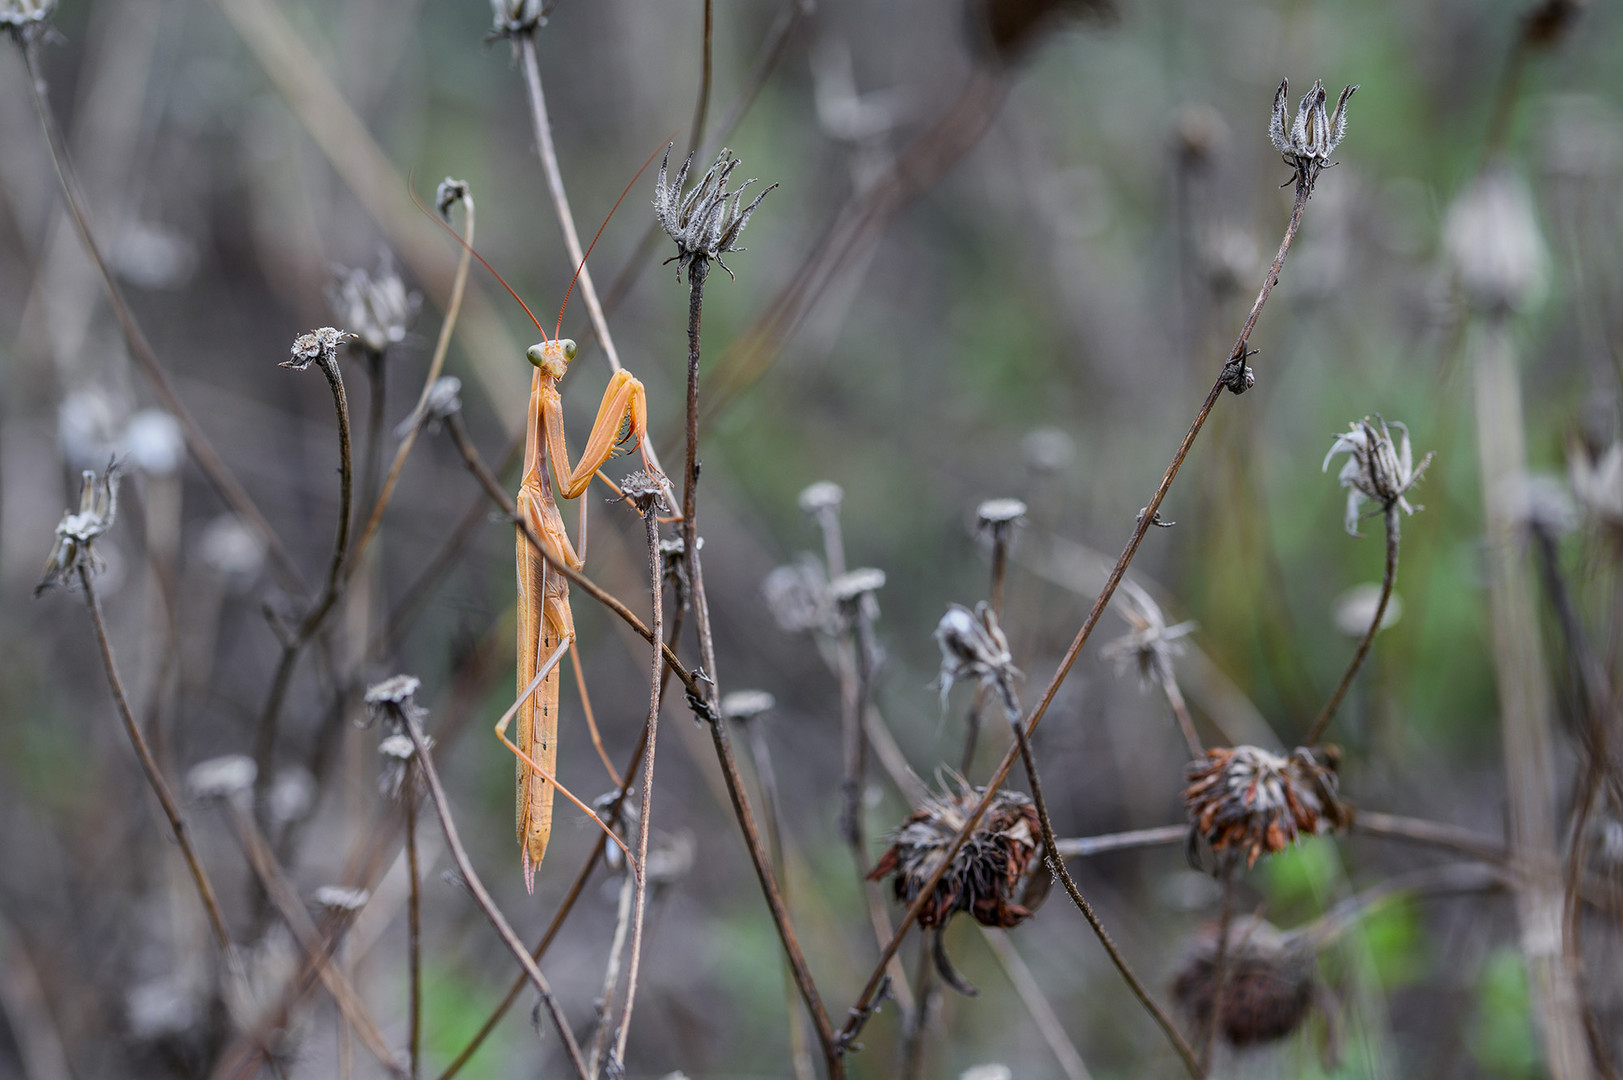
[763,557,834,634]
[122,410,185,477]
[366,674,422,707]
[830,567,886,632]
[1100,579,1195,688]
[312,886,370,913]
[1570,440,1623,531]
[618,469,671,516]
[1443,164,1549,315]
[284,327,351,371]
[365,674,429,800]
[328,251,417,355]
[200,514,265,580]
[798,481,844,515]
[1268,78,1357,189]
[435,177,470,220]
[1021,427,1075,476]
[394,376,463,441]
[0,0,56,41]
[36,463,120,595]
[1184,746,1351,868]
[185,755,258,802]
[720,689,776,721]
[934,603,1022,722]
[653,145,777,282]
[1322,415,1434,535]
[1171,915,1318,1046]
[870,785,1045,929]
[268,768,315,826]
[489,0,547,39]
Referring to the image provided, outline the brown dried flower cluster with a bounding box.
[1183,746,1350,868]
[869,786,1046,930]
[1171,916,1319,1046]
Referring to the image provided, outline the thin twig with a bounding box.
[1012,723,1204,1078]
[77,567,234,955]
[351,194,475,571]
[1305,503,1399,745]
[254,351,355,817]
[838,169,1316,1048]
[18,39,304,592]
[681,259,723,708]
[899,937,936,1080]
[400,707,591,1080]
[588,866,636,1076]
[405,785,422,1080]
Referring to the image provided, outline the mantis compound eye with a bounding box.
[560,339,577,363]
[526,343,547,368]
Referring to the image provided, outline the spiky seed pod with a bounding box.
[1267,78,1357,190]
[869,787,1045,929]
[36,463,120,595]
[1171,916,1319,1046]
[1183,746,1350,868]
[1323,416,1434,536]
[652,146,777,281]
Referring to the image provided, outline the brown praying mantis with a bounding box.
[425,165,671,892]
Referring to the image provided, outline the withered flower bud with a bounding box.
[1268,78,1357,190]
[435,177,470,220]
[1184,746,1350,868]
[284,327,351,372]
[653,146,777,282]
[1322,415,1433,536]
[367,675,430,796]
[0,0,56,42]
[869,786,1045,930]
[489,0,547,39]
[1171,915,1318,1046]
[328,251,417,355]
[934,603,1022,722]
[37,463,120,595]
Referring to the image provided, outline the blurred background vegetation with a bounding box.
[2,0,1622,1077]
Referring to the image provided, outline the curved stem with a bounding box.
[1306,502,1399,746]
[1013,724,1204,1078]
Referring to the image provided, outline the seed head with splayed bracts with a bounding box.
[1184,746,1350,868]
[1100,579,1195,689]
[283,327,352,372]
[1323,415,1433,536]
[653,146,777,282]
[1268,78,1356,189]
[934,602,1022,722]
[37,463,120,595]
[1171,915,1320,1047]
[328,251,417,355]
[870,786,1045,930]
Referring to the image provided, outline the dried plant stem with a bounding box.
[77,567,233,955]
[899,938,936,1080]
[1201,866,1235,1072]
[254,353,355,815]
[681,260,723,703]
[399,710,590,1080]
[589,867,636,1075]
[352,197,475,570]
[962,527,1016,774]
[359,350,388,534]
[221,801,406,1079]
[838,173,1315,1051]
[690,0,714,152]
[1305,503,1399,745]
[1160,670,1204,759]
[607,501,667,1070]
[19,40,302,592]
[1012,723,1204,1078]
[405,789,422,1080]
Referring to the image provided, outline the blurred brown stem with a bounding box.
[19,39,303,592]
[405,787,422,1080]
[1305,503,1400,745]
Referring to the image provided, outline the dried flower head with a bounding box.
[798,481,844,515]
[763,557,834,634]
[617,469,672,516]
[37,463,120,595]
[870,785,1045,930]
[1171,915,1319,1046]
[1184,746,1350,868]
[368,676,429,797]
[720,689,776,721]
[1101,579,1195,688]
[1569,440,1623,531]
[394,376,463,441]
[1268,78,1357,188]
[185,755,258,802]
[653,146,777,281]
[934,603,1022,722]
[1443,164,1549,315]
[0,0,56,42]
[489,0,548,39]
[435,177,470,219]
[284,327,352,371]
[328,251,417,355]
[1322,416,1434,536]
[311,886,370,914]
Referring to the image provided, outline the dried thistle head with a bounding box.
[1322,416,1434,535]
[653,146,777,282]
[328,251,417,355]
[869,785,1045,930]
[934,603,1022,722]
[0,0,56,42]
[37,463,120,595]
[1171,915,1319,1046]
[1268,78,1357,189]
[1100,579,1194,688]
[284,327,352,372]
[1184,746,1350,868]
[1443,164,1549,315]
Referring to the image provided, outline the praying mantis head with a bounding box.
[526,338,577,379]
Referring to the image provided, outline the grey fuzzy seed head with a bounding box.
[1268,78,1357,186]
[328,251,417,354]
[653,145,778,282]
[185,755,258,801]
[37,463,120,596]
[284,327,351,371]
[1322,415,1434,535]
[720,689,776,720]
